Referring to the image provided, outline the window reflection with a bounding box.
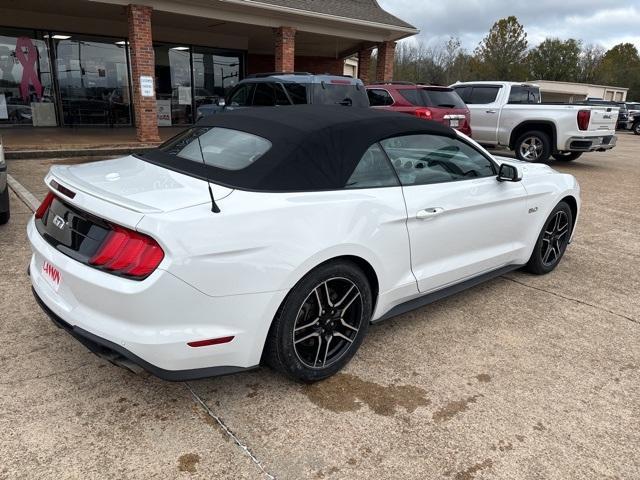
[154,44,192,125]
[192,48,242,120]
[54,34,131,125]
[0,28,55,126]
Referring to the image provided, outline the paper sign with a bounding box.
[140,75,154,97]
[0,94,7,120]
[157,100,172,126]
[178,86,192,105]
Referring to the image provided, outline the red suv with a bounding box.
[366,82,472,136]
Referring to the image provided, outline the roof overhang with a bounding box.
[88,0,419,42]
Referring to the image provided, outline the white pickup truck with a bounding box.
[450,81,618,162]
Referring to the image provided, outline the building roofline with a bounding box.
[218,0,419,37]
[534,80,629,91]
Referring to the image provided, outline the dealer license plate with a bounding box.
[42,260,62,292]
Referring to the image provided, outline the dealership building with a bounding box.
[0,0,416,141]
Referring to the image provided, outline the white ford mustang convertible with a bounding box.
[28,106,580,382]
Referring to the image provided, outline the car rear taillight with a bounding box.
[90,226,164,279]
[577,110,591,131]
[35,192,55,219]
[414,108,433,120]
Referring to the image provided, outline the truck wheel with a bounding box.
[552,152,583,162]
[634,123,640,135]
[515,131,551,163]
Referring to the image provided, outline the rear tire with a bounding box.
[552,151,583,162]
[264,260,372,382]
[515,130,551,163]
[633,122,640,135]
[526,201,573,275]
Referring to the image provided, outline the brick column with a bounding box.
[375,41,396,83]
[358,48,373,84]
[274,26,296,72]
[127,4,160,142]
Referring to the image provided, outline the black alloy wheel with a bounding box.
[526,201,573,275]
[264,261,371,382]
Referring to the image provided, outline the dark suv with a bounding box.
[366,82,472,136]
[197,72,369,119]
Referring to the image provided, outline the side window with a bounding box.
[452,86,471,103]
[367,89,394,106]
[282,83,308,104]
[345,144,399,189]
[274,84,291,106]
[508,86,540,104]
[253,83,278,106]
[468,86,500,104]
[228,84,255,106]
[380,134,496,186]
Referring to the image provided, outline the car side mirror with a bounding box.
[497,163,522,182]
[217,98,226,107]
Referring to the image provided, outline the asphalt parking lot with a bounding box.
[1,134,639,479]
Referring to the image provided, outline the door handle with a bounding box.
[486,110,497,114]
[416,207,444,220]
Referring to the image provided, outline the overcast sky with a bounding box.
[377,0,640,52]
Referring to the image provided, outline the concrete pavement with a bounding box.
[1,134,638,479]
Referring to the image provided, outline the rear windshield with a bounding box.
[399,88,465,108]
[160,127,272,170]
[313,83,369,107]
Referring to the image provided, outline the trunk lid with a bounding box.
[48,155,232,214]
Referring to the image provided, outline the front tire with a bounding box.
[633,122,640,135]
[515,131,551,163]
[526,201,573,275]
[264,261,372,382]
[552,151,583,162]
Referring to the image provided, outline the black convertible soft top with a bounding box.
[141,105,456,192]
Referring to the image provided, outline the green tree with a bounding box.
[527,38,581,81]
[474,16,528,80]
[595,43,640,99]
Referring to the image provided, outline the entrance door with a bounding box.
[380,134,528,293]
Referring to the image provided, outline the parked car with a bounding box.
[630,112,640,135]
[29,106,580,382]
[196,72,369,119]
[366,82,471,136]
[450,81,618,162]
[577,99,630,130]
[0,138,9,225]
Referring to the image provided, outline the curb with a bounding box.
[7,174,39,212]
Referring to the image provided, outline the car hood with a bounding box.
[48,155,233,214]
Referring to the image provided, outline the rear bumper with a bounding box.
[27,217,284,380]
[31,286,253,381]
[564,134,616,152]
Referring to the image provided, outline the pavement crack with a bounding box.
[185,382,276,480]
[502,275,639,326]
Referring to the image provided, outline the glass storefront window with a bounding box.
[0,28,55,126]
[53,34,131,125]
[154,43,193,125]
[192,47,242,120]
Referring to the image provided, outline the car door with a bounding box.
[454,85,502,145]
[380,134,528,294]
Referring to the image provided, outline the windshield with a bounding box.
[313,83,369,107]
[160,127,272,170]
